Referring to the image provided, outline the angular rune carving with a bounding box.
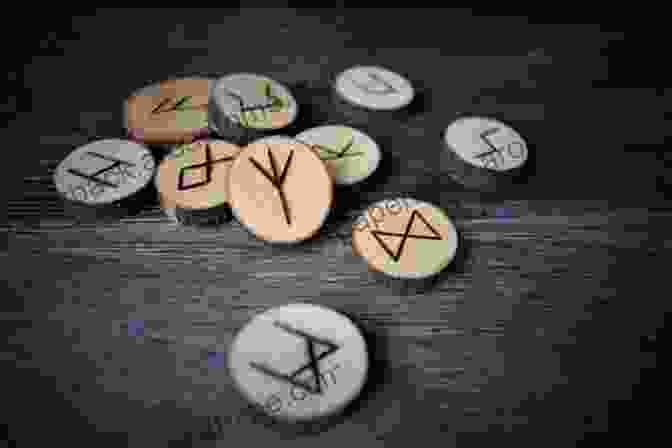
[296,137,363,161]
[249,146,294,226]
[152,96,202,115]
[249,321,340,395]
[474,127,506,169]
[177,143,234,191]
[350,71,398,95]
[370,210,443,262]
[67,151,136,188]
[224,82,284,127]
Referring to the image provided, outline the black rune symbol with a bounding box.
[351,71,398,95]
[249,321,340,395]
[151,96,199,114]
[297,137,363,161]
[249,146,293,226]
[177,143,234,191]
[224,83,284,127]
[474,127,506,169]
[370,210,443,262]
[67,151,136,188]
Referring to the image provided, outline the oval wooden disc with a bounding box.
[443,116,528,173]
[209,73,298,133]
[124,77,212,145]
[352,198,458,280]
[228,136,333,244]
[334,66,414,111]
[53,139,155,206]
[228,303,368,422]
[295,125,381,186]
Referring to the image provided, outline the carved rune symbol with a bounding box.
[225,83,284,127]
[474,127,506,169]
[351,71,398,95]
[249,321,340,395]
[67,152,136,188]
[249,146,294,226]
[151,96,202,115]
[297,137,363,161]
[177,143,234,191]
[371,210,443,262]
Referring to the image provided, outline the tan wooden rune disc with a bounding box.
[124,77,212,145]
[352,198,458,280]
[155,139,240,213]
[228,136,333,244]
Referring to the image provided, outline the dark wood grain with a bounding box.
[2,8,668,447]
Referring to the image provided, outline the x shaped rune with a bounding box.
[249,146,294,226]
[370,210,443,262]
[296,137,363,161]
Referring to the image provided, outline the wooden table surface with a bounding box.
[3,8,668,446]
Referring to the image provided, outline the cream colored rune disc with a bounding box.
[155,139,240,212]
[209,73,298,135]
[352,198,458,280]
[443,116,528,172]
[334,66,414,111]
[53,139,155,206]
[124,77,212,145]
[295,125,381,186]
[228,303,368,422]
[228,136,333,244]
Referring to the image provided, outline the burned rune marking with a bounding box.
[177,143,234,191]
[249,321,340,395]
[474,127,507,169]
[224,82,285,127]
[67,151,137,188]
[370,209,442,262]
[151,96,203,114]
[297,137,363,161]
[248,146,294,226]
[350,71,398,95]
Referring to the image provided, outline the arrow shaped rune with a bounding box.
[249,146,294,226]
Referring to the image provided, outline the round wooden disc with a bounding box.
[228,136,333,244]
[334,66,414,111]
[228,303,368,423]
[155,139,240,212]
[53,139,155,206]
[443,116,528,173]
[352,198,458,280]
[124,77,212,145]
[295,125,381,186]
[209,73,298,134]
